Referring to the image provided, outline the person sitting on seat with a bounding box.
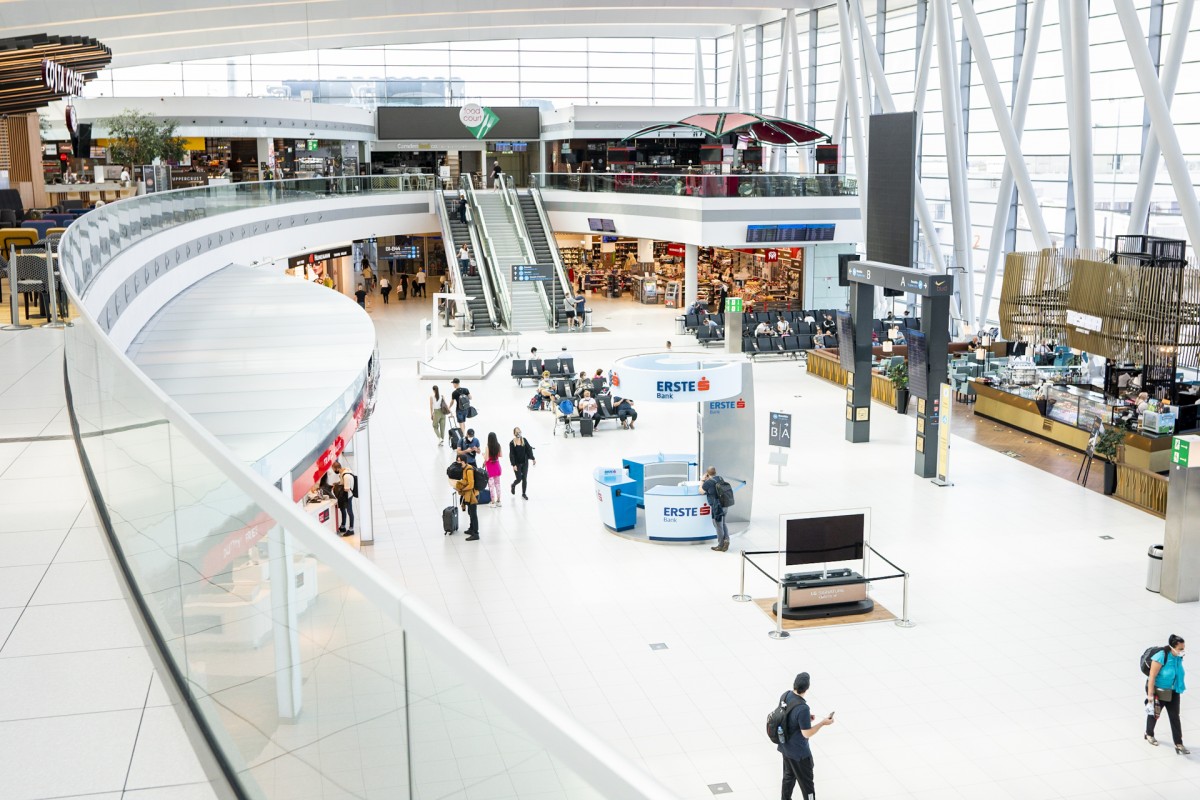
[819,313,836,334]
[614,396,638,429]
[775,315,792,335]
[577,390,599,421]
[754,320,774,337]
[573,371,591,398]
[538,371,557,408]
[811,333,827,350]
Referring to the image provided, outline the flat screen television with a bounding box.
[601,219,616,232]
[835,311,856,372]
[907,329,928,399]
[588,218,603,232]
[785,513,865,566]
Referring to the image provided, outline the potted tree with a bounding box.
[887,359,910,414]
[1092,425,1126,496]
[104,109,187,194]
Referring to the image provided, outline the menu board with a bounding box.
[907,329,928,398]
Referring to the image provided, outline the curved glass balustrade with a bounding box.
[533,171,857,198]
[59,179,674,800]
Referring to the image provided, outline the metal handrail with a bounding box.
[530,185,576,323]
[436,188,500,329]
[433,189,475,329]
[461,174,513,330]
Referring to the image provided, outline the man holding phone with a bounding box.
[778,672,835,800]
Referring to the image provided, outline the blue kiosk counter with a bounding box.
[595,455,747,542]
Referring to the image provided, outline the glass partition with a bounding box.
[60,180,673,800]
[533,171,856,197]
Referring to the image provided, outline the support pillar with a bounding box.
[694,39,708,106]
[347,422,374,545]
[256,137,273,180]
[267,514,302,720]
[637,238,654,263]
[934,0,975,323]
[845,283,874,443]
[770,13,793,173]
[1065,0,1095,248]
[836,0,868,227]
[1164,436,1200,603]
[684,244,699,311]
[914,296,950,478]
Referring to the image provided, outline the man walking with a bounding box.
[701,466,730,552]
[450,378,472,434]
[778,672,834,800]
[453,454,480,541]
[331,461,356,537]
[415,267,427,297]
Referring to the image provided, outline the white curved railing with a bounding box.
[58,178,674,800]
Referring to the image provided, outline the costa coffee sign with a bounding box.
[42,60,85,96]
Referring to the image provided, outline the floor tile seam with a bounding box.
[0,344,66,417]
[0,506,77,652]
[120,676,155,795]
[0,702,159,726]
[0,642,151,661]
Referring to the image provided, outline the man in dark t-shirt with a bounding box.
[778,672,835,800]
[450,378,471,433]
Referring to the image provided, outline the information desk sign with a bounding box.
[725,297,744,314]
[769,412,792,448]
[511,264,554,282]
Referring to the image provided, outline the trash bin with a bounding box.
[1147,545,1164,593]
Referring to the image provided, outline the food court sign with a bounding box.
[459,103,499,139]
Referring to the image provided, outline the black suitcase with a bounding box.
[579,417,594,437]
[443,495,459,535]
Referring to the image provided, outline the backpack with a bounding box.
[346,472,359,499]
[1141,645,1170,676]
[472,466,488,488]
[528,394,542,411]
[766,693,806,746]
[446,462,464,481]
[714,476,735,508]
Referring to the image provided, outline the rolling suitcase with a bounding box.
[579,417,595,437]
[443,493,459,535]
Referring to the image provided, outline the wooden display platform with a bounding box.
[753,598,897,630]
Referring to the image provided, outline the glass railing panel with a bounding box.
[533,171,856,197]
[404,633,604,800]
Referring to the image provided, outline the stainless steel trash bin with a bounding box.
[1147,545,1164,593]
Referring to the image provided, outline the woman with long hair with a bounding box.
[484,432,504,507]
[430,385,449,445]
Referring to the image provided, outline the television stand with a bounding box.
[773,569,874,621]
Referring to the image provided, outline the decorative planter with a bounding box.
[1103,460,1118,496]
[896,387,910,414]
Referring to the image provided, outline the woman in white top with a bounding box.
[754,321,773,337]
[776,317,792,335]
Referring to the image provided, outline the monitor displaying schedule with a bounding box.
[906,329,929,399]
[746,223,836,243]
[588,218,616,232]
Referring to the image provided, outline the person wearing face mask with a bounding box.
[1146,634,1188,754]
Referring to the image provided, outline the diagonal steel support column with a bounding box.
[770,13,793,173]
[935,0,975,323]
[1065,0,1095,248]
[694,38,708,106]
[836,0,869,230]
[727,25,742,107]
[1128,0,1193,236]
[978,0,1045,328]
[1114,0,1200,250]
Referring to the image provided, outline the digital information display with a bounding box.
[746,224,836,244]
[511,264,555,282]
[588,218,617,232]
[785,513,866,566]
[835,311,856,372]
[907,329,928,399]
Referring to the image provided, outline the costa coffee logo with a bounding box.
[42,60,85,96]
[459,103,485,127]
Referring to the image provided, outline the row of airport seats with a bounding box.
[743,334,839,359]
[511,357,576,386]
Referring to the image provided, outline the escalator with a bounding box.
[473,191,545,331]
[515,188,574,327]
[437,190,497,329]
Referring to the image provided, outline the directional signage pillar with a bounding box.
[845,281,874,443]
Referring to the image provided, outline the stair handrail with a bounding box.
[529,185,575,322]
[500,174,555,329]
[435,188,496,329]
[461,174,513,330]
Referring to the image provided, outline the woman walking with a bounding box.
[508,427,536,500]
[400,272,410,300]
[379,276,391,304]
[430,386,449,446]
[484,432,504,507]
[1146,634,1188,754]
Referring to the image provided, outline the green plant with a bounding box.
[1093,426,1125,461]
[103,109,187,167]
[886,359,909,390]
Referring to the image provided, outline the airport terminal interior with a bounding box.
[2,1,1200,799]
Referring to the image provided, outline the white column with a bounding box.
[727,26,743,107]
[958,0,1050,248]
[1064,0,1095,248]
[256,137,273,179]
[349,423,374,544]
[1114,0,1200,251]
[738,25,751,112]
[830,64,848,152]
[267,515,302,720]
[836,0,869,230]
[637,238,654,263]
[979,0,1046,328]
[1128,0,1193,236]
[789,10,808,172]
[935,0,975,321]
[685,244,699,310]
[694,38,708,106]
[770,13,793,172]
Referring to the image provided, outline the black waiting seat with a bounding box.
[555,379,570,398]
[782,335,801,352]
[904,318,921,330]
[684,313,699,331]
[794,334,813,350]
[757,335,780,352]
[742,336,756,353]
[511,359,528,385]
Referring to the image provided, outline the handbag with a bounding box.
[467,406,478,418]
[1155,688,1175,703]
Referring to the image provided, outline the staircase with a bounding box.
[475,192,546,332]
[442,192,495,329]
[517,191,571,327]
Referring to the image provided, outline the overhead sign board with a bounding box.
[459,103,500,139]
[845,260,955,297]
[746,224,836,244]
[511,264,555,282]
[41,59,85,96]
[1066,309,1103,333]
[769,412,792,448]
[287,245,353,269]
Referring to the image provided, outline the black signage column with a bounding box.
[844,282,874,443]
[914,295,950,477]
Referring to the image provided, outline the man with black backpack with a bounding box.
[771,672,834,800]
[331,461,357,537]
[702,466,734,552]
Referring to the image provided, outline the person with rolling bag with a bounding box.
[453,454,481,541]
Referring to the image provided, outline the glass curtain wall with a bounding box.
[84,1,1200,320]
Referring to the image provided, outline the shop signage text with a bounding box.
[707,398,746,413]
[459,103,499,139]
[287,245,353,269]
[657,376,711,399]
[42,59,85,95]
[666,243,686,258]
[663,505,711,520]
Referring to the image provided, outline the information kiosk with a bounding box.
[592,354,756,543]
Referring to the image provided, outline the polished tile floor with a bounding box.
[363,289,1200,800]
[0,328,219,800]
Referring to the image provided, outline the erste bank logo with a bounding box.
[707,397,746,413]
